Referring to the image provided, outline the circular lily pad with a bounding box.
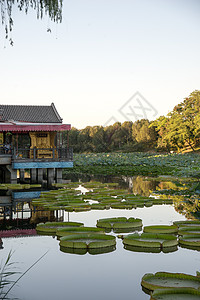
[123,233,178,249]
[151,287,200,300]
[60,245,116,255]
[178,227,200,236]
[143,225,178,234]
[56,226,105,238]
[141,272,200,293]
[174,220,200,228]
[36,221,84,235]
[96,217,142,232]
[59,233,116,250]
[179,234,200,249]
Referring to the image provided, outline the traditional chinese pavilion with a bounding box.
[0,103,73,185]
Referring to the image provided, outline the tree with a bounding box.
[132,119,157,146]
[151,90,200,152]
[0,0,63,45]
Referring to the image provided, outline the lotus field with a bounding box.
[64,152,200,177]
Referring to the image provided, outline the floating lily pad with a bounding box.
[174,220,200,228]
[60,245,116,255]
[124,244,177,254]
[36,221,84,235]
[123,233,178,249]
[143,225,178,234]
[151,287,200,300]
[179,234,200,249]
[96,217,143,232]
[141,272,200,293]
[56,226,105,238]
[178,227,200,236]
[59,233,116,250]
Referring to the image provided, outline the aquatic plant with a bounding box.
[36,221,84,234]
[123,233,178,250]
[141,272,200,293]
[56,226,105,238]
[150,287,200,300]
[0,250,48,299]
[59,233,116,250]
[179,234,200,249]
[143,225,178,234]
[96,217,142,232]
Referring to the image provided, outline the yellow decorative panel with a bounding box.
[29,131,57,159]
[0,133,4,144]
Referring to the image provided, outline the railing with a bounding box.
[11,147,73,161]
[0,144,11,155]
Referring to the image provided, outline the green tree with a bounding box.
[91,126,107,152]
[68,127,80,153]
[0,0,63,45]
[152,90,200,152]
[78,126,93,153]
[132,119,157,150]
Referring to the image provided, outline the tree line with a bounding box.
[66,90,200,153]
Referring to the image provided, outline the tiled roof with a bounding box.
[0,103,62,123]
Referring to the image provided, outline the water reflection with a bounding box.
[124,244,178,254]
[60,245,116,255]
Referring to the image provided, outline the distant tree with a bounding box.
[121,121,133,144]
[68,127,80,153]
[132,119,157,147]
[150,116,172,151]
[0,0,63,45]
[91,126,107,152]
[78,126,93,152]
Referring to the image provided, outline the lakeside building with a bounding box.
[0,103,73,184]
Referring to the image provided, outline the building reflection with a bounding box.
[0,190,64,232]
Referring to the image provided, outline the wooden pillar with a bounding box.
[19,169,25,183]
[10,169,17,184]
[5,165,17,184]
[30,169,37,183]
[37,168,43,183]
[47,168,54,186]
[56,168,62,183]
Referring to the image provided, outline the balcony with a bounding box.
[12,147,73,162]
[0,145,73,169]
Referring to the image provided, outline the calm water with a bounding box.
[1,206,200,300]
[0,177,200,300]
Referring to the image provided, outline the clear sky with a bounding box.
[0,0,199,129]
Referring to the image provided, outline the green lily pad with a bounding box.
[123,233,178,249]
[56,226,105,238]
[59,233,116,249]
[151,287,200,300]
[96,217,143,232]
[141,272,200,293]
[36,221,84,235]
[143,225,178,234]
[178,227,200,236]
[60,245,116,255]
[179,234,200,249]
[174,220,200,228]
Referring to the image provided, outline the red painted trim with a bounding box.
[0,229,37,238]
[0,124,71,132]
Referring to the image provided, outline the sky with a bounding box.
[0,0,200,129]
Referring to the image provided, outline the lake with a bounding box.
[0,176,199,300]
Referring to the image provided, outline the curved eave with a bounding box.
[0,124,71,132]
